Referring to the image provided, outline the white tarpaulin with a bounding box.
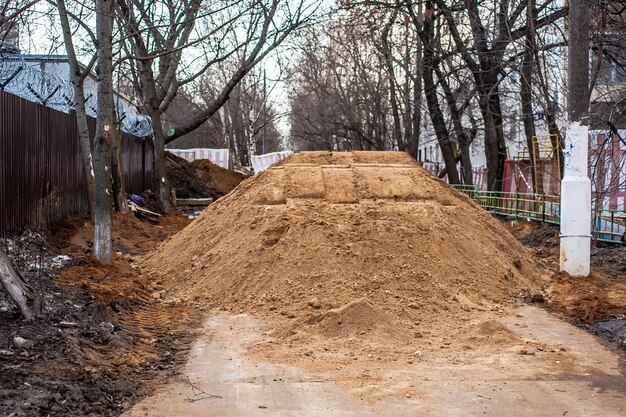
[167,148,230,169]
[251,151,293,173]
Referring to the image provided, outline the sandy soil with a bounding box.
[143,152,547,356]
[131,151,624,416]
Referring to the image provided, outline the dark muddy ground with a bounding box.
[515,221,626,277]
[165,152,248,200]
[0,160,249,417]
[0,214,200,417]
[584,317,626,345]
[506,220,626,348]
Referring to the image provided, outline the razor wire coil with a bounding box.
[0,42,152,138]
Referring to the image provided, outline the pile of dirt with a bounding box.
[165,152,210,199]
[142,151,546,348]
[191,159,248,197]
[61,211,191,257]
[463,320,524,345]
[313,298,398,339]
[546,271,626,323]
[506,219,626,345]
[165,152,248,200]
[512,221,559,247]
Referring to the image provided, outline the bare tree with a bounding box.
[519,0,543,193]
[418,1,460,183]
[0,0,40,32]
[167,57,285,167]
[116,0,320,211]
[293,0,569,190]
[289,11,417,153]
[93,0,115,264]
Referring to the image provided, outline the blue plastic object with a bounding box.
[129,194,144,207]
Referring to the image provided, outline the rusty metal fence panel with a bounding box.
[0,90,153,237]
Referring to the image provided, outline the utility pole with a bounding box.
[560,0,591,276]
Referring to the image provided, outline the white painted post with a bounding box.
[560,122,591,276]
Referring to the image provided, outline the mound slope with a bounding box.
[143,151,545,340]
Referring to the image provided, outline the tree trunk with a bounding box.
[402,31,413,156]
[520,1,543,194]
[93,0,115,264]
[111,109,128,213]
[419,1,460,184]
[434,66,473,185]
[422,70,459,183]
[479,82,507,191]
[521,60,543,194]
[409,33,422,159]
[56,0,96,219]
[76,95,97,220]
[380,14,403,151]
[0,247,39,321]
[150,114,174,213]
[482,110,502,190]
[134,55,174,213]
[546,102,564,179]
[458,140,473,185]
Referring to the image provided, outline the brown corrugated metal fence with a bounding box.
[0,90,154,237]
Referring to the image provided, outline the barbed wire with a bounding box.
[0,41,152,138]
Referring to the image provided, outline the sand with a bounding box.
[142,151,546,349]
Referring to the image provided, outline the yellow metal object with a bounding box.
[515,134,562,190]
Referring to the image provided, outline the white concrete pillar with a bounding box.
[560,122,591,277]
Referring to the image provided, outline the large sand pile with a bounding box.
[143,151,545,342]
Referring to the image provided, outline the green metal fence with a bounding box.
[452,185,625,244]
[593,209,626,243]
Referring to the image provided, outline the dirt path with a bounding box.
[123,314,378,417]
[379,306,625,417]
[125,307,624,417]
